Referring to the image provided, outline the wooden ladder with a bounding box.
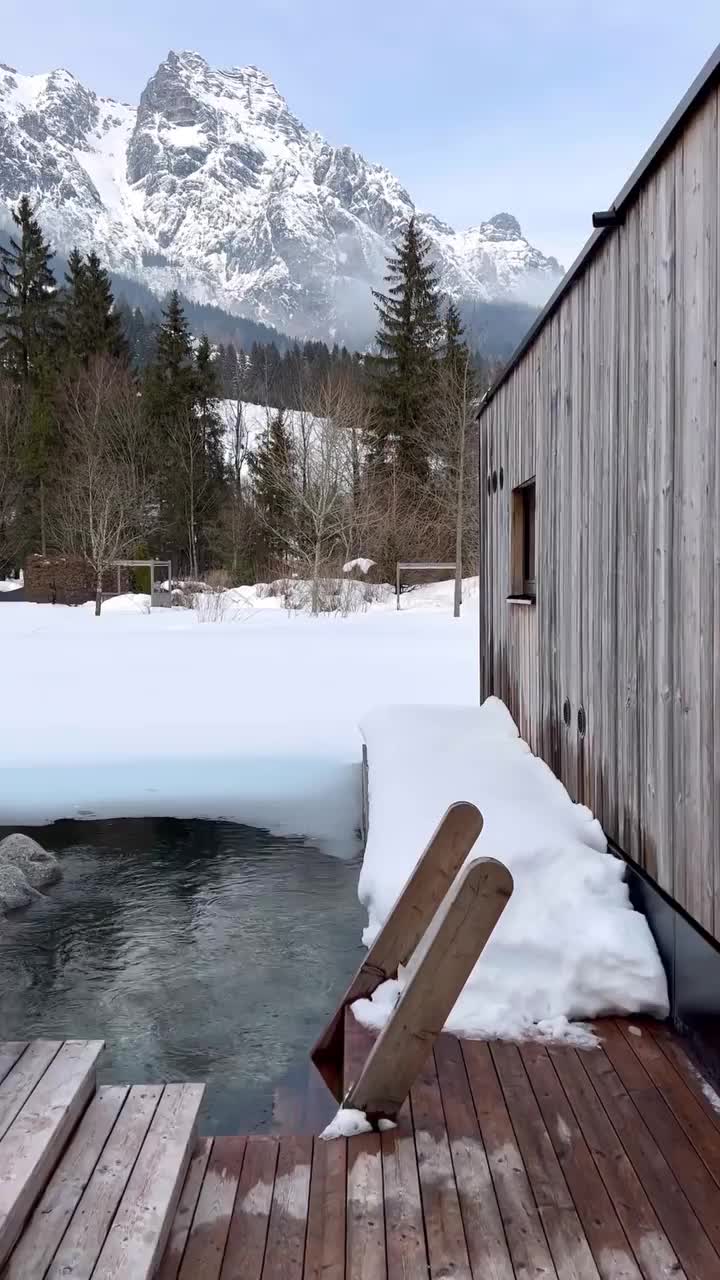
[311,801,513,1123]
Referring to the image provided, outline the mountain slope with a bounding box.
[0,52,563,344]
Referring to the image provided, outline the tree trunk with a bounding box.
[95,568,103,616]
[311,536,322,616]
[39,478,46,557]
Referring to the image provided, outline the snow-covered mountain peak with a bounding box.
[0,53,565,343]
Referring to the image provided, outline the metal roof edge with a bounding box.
[478,39,720,417]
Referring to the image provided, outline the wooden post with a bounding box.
[311,801,484,1099]
[344,857,513,1121]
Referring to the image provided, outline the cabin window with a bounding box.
[509,478,536,602]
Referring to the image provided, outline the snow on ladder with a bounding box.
[311,801,513,1122]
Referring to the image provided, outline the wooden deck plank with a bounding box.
[596,1024,720,1258]
[0,1039,61,1142]
[0,1045,27,1089]
[157,1137,213,1280]
[46,1083,163,1280]
[4,1084,128,1280]
[578,1043,720,1278]
[490,1042,601,1280]
[647,1023,720,1134]
[92,1082,205,1280]
[462,1040,558,1280]
[178,1136,246,1280]
[261,1135,313,1280]
[303,1138,347,1280]
[548,1045,684,1280]
[220,1136,279,1280]
[343,1008,375,1097]
[381,1101,428,1280]
[346,1133,386,1280]
[433,1035,513,1280]
[519,1043,641,1280]
[621,1021,720,1179]
[0,1039,103,1270]
[411,1051,472,1279]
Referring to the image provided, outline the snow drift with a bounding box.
[354,700,669,1045]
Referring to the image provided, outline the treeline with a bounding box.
[0,197,497,612]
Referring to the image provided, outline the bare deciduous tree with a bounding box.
[433,350,479,616]
[51,357,155,615]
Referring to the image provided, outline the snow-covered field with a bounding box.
[0,575,667,1043]
[0,578,477,852]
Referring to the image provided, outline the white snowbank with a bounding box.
[343,558,375,576]
[354,702,669,1045]
[0,578,477,852]
[319,1108,396,1140]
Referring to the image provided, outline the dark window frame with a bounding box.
[509,477,537,603]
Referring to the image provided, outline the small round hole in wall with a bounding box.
[577,705,587,738]
[499,466,504,490]
[492,470,498,493]
[562,698,571,727]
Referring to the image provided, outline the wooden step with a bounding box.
[0,1040,104,1269]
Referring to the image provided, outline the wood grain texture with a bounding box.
[346,1133,386,1280]
[312,801,483,1099]
[347,857,512,1119]
[303,1138,346,1280]
[220,1136,278,1280]
[261,1136,313,1280]
[410,1052,472,1280]
[5,1084,128,1280]
[0,1040,61,1142]
[0,1039,103,1269]
[178,1136,246,1280]
[92,1082,205,1280]
[477,82,720,935]
[0,1046,27,1090]
[157,1136,213,1280]
[47,1083,163,1280]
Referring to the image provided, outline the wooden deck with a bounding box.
[6,1016,720,1278]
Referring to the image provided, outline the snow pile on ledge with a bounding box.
[355,701,669,1045]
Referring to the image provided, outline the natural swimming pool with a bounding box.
[0,818,364,1133]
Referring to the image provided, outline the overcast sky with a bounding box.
[4,1,720,269]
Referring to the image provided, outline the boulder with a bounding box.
[0,833,62,889]
[0,864,38,912]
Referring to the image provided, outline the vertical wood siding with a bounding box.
[479,87,720,938]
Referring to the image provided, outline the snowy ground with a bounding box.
[354,701,668,1046]
[0,578,478,852]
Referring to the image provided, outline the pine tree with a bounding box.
[64,249,127,363]
[143,290,196,425]
[0,196,59,382]
[443,300,466,375]
[370,216,441,479]
[248,411,296,568]
[195,334,225,485]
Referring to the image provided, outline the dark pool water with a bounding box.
[0,818,363,1133]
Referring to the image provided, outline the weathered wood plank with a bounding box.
[578,1043,720,1276]
[380,1101,427,1280]
[220,1136,278,1280]
[0,1046,27,1090]
[0,1039,103,1269]
[347,857,512,1119]
[177,1136,246,1280]
[461,1039,557,1279]
[303,1138,346,1280]
[648,1023,720,1134]
[346,1133,386,1280]
[261,1135,313,1280]
[157,1136,213,1280]
[410,1052,472,1279]
[434,1035,513,1280]
[490,1042,601,1280]
[0,1039,61,1142]
[46,1083,163,1280]
[312,801,484,1098]
[4,1084,128,1280]
[92,1082,205,1280]
[519,1042,641,1280]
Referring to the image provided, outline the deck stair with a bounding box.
[0,1040,204,1280]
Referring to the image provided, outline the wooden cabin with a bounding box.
[478,42,720,1057]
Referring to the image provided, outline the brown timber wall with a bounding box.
[479,85,720,938]
[24,555,129,605]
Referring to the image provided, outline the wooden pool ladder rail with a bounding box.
[311,801,513,1121]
